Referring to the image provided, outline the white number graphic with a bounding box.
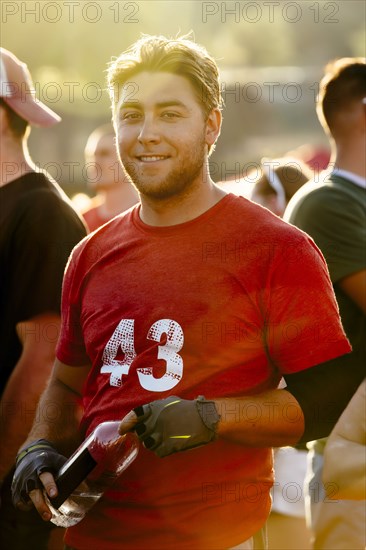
[101,318,184,391]
[101,319,136,387]
[137,319,184,391]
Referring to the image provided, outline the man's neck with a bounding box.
[0,139,34,187]
[333,139,366,179]
[139,178,227,227]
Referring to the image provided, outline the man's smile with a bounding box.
[137,155,170,163]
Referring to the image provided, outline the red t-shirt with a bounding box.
[57,194,350,549]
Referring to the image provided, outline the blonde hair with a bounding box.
[107,34,222,120]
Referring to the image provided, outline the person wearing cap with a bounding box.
[0,48,87,549]
[81,123,138,232]
[284,57,366,549]
[248,157,312,218]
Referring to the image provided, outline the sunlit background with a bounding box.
[2,0,365,197]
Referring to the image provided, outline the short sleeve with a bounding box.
[56,242,90,366]
[265,232,351,374]
[13,190,86,320]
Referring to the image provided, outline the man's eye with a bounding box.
[122,112,141,120]
[161,112,179,119]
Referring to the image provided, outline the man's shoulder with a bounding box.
[329,174,366,203]
[225,193,287,228]
[13,171,71,209]
[222,195,313,262]
[230,194,306,237]
[25,172,86,224]
[3,172,85,234]
[26,172,71,203]
[284,174,352,224]
[2,171,50,200]
[13,170,57,193]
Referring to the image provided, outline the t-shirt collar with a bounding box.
[331,169,366,189]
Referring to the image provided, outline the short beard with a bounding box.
[122,139,206,201]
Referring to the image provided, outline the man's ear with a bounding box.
[205,108,222,148]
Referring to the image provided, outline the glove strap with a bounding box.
[196,396,220,434]
[16,439,56,466]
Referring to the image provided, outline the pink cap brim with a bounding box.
[3,95,61,127]
[0,49,61,127]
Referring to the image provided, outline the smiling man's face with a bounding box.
[115,71,214,201]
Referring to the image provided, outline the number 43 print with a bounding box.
[101,319,184,391]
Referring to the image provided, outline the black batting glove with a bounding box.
[11,439,67,507]
[133,395,220,458]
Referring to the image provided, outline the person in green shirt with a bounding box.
[284,57,366,550]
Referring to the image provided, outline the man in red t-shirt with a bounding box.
[12,36,355,550]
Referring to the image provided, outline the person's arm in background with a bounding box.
[322,379,365,500]
[338,269,366,314]
[0,314,60,482]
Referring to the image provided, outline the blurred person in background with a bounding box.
[0,47,87,549]
[322,378,365,501]
[285,144,331,175]
[82,123,138,231]
[284,57,366,549]
[217,157,311,213]
[248,157,312,217]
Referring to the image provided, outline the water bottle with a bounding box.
[45,421,139,527]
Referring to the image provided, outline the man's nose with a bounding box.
[137,115,161,144]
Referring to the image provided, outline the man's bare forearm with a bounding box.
[119,389,306,450]
[214,389,305,447]
[21,374,83,457]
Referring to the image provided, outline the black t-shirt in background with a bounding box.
[0,171,87,395]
